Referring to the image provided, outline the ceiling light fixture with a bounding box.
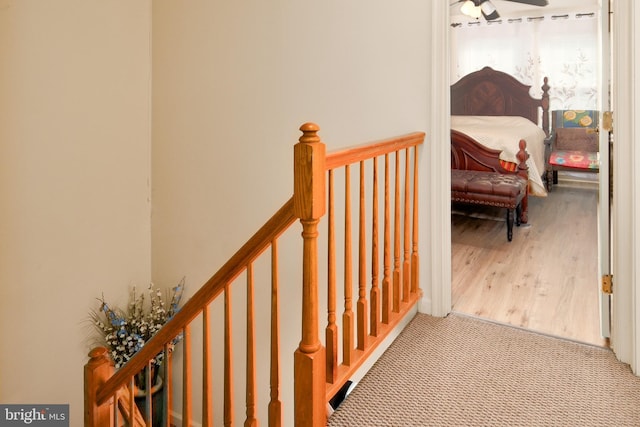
[474,0,500,21]
[459,0,501,21]
[460,0,482,19]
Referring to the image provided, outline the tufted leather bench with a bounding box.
[451,169,527,241]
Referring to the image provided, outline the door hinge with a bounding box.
[603,111,613,133]
[602,274,613,294]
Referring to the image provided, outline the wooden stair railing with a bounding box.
[85,197,297,427]
[84,122,424,427]
[294,124,424,426]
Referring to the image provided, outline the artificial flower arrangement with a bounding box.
[91,278,185,372]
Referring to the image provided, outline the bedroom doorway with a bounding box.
[448,0,608,347]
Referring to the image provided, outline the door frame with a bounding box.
[609,0,640,372]
[597,0,612,338]
[421,0,640,374]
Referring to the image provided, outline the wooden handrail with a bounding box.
[95,198,297,405]
[325,132,426,170]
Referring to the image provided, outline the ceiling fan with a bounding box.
[456,0,549,21]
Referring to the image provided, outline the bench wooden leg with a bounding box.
[519,194,528,224]
[506,208,514,242]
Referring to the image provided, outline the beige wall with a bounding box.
[151,1,432,282]
[0,1,152,424]
[0,0,433,425]
[152,1,431,424]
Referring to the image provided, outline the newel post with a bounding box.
[293,122,327,426]
[84,347,114,426]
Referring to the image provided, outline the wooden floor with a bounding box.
[451,178,608,347]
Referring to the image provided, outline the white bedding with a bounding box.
[451,115,548,197]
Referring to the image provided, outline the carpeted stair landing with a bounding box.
[327,313,640,426]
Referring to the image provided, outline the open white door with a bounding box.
[597,0,612,338]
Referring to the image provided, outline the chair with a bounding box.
[545,109,599,191]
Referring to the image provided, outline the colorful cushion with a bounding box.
[552,110,598,129]
[549,150,599,170]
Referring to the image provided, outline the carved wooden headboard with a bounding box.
[451,67,550,136]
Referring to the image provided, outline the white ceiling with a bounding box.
[450,0,600,22]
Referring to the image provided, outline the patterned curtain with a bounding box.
[450,11,599,110]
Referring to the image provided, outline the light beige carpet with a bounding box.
[327,313,640,426]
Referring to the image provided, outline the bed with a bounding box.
[450,67,551,201]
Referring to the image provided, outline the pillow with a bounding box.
[552,110,599,128]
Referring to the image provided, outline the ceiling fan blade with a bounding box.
[505,0,549,6]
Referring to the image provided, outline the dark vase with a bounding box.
[134,366,164,427]
[134,364,160,392]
